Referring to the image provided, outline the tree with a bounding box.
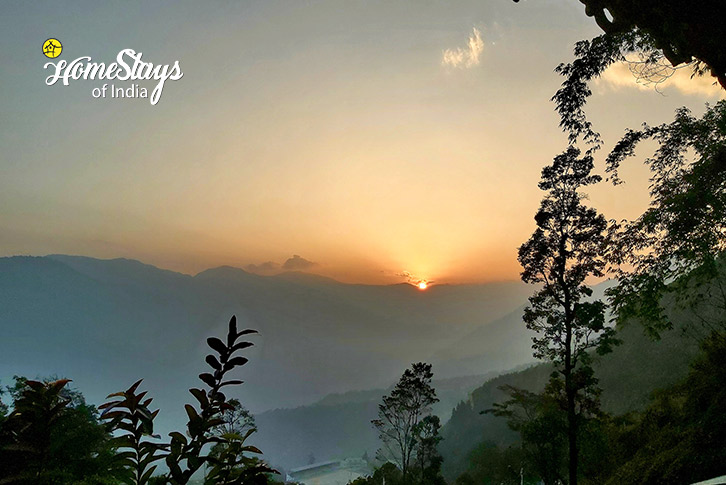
[412,415,445,485]
[604,100,726,339]
[598,332,726,484]
[209,398,257,447]
[488,386,567,485]
[372,362,439,483]
[206,399,269,485]
[456,442,539,485]
[0,378,119,485]
[518,146,619,485]
[515,0,726,90]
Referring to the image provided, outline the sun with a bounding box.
[417,281,428,290]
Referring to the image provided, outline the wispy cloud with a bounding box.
[442,28,484,69]
[597,60,723,98]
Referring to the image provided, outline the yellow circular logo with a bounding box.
[42,38,62,58]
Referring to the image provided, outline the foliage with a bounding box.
[605,100,726,338]
[411,415,445,485]
[517,146,619,484]
[487,386,566,485]
[598,331,726,484]
[371,362,441,484]
[521,0,726,90]
[107,315,275,485]
[349,462,403,485]
[0,315,274,485]
[552,31,659,152]
[455,443,540,485]
[99,379,165,485]
[538,1,726,156]
[206,399,271,485]
[0,378,119,485]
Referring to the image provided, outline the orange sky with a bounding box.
[1,1,722,284]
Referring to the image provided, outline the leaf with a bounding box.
[232,341,254,352]
[189,388,209,408]
[207,337,227,356]
[227,315,238,347]
[199,373,216,388]
[218,379,244,388]
[169,431,188,446]
[184,404,200,423]
[127,379,144,395]
[225,356,249,368]
[205,354,222,371]
[104,391,127,399]
[140,466,157,485]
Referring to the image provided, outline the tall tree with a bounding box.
[518,146,619,485]
[372,362,439,483]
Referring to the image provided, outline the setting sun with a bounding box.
[418,281,428,290]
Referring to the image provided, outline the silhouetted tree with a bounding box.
[518,147,619,485]
[515,0,726,90]
[604,101,726,339]
[0,378,119,484]
[412,415,445,485]
[488,386,567,485]
[372,362,439,483]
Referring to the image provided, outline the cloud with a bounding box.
[597,60,723,98]
[245,261,280,274]
[442,28,484,69]
[396,271,432,286]
[282,254,317,271]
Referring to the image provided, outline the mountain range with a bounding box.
[0,255,536,440]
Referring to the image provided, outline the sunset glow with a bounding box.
[418,281,428,290]
[0,1,721,285]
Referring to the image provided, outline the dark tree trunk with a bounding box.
[565,306,578,485]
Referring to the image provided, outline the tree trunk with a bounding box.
[567,386,577,485]
[565,305,577,485]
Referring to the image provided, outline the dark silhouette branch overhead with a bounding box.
[514,0,726,89]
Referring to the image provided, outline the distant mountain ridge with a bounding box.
[0,254,534,433]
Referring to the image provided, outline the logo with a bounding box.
[42,41,184,105]
[43,38,62,58]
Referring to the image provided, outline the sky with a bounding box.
[1,0,722,284]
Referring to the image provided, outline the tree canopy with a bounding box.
[515,0,726,89]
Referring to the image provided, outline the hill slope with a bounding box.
[439,322,701,480]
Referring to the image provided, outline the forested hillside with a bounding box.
[440,321,700,481]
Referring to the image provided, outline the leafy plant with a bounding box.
[100,380,164,485]
[99,315,275,485]
[164,315,274,484]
